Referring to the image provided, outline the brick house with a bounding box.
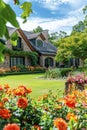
[0,27,57,68]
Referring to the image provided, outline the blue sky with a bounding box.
[4,0,87,34]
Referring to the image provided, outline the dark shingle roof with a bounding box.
[30,41,57,55]
[7,27,57,55]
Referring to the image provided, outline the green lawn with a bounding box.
[0,73,65,98]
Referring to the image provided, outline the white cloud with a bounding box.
[3,0,10,3]
[6,0,86,35]
[7,15,81,35]
[29,0,87,11]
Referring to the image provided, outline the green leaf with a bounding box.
[20,2,32,22]
[1,3,19,28]
[4,26,10,39]
[0,42,5,52]
[10,32,18,46]
[0,53,4,62]
[0,16,6,37]
[0,43,5,62]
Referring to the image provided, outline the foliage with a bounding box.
[49,31,67,47]
[44,68,61,79]
[55,31,87,67]
[44,68,73,78]
[33,26,43,33]
[0,0,32,62]
[60,68,73,77]
[3,48,38,66]
[72,21,85,33]
[0,84,86,130]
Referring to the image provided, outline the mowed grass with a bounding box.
[0,73,65,98]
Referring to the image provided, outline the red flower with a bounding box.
[0,101,4,108]
[0,109,11,119]
[54,118,68,130]
[17,97,28,109]
[26,88,32,94]
[3,123,20,130]
[0,86,3,91]
[64,94,76,108]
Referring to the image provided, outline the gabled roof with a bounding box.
[7,27,57,55]
[23,31,46,40]
[30,40,57,56]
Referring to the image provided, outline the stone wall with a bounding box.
[40,55,56,67]
[0,54,10,68]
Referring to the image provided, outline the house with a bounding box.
[0,27,57,68]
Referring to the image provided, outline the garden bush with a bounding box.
[60,68,73,77]
[44,68,61,79]
[44,68,73,79]
[0,84,86,130]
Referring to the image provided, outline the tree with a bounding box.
[0,0,32,62]
[49,31,67,47]
[55,36,72,63]
[72,21,85,33]
[33,26,43,33]
[56,5,87,67]
[55,31,87,67]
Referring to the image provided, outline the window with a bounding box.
[36,39,43,47]
[12,37,23,50]
[10,57,25,67]
[45,57,54,67]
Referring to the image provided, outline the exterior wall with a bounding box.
[42,30,48,42]
[36,36,43,41]
[0,54,10,68]
[40,55,56,67]
[16,31,32,52]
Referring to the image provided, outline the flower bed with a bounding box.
[65,73,87,94]
[0,84,87,130]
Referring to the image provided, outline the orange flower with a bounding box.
[0,101,4,108]
[0,109,11,119]
[54,118,68,130]
[13,85,32,96]
[4,84,10,90]
[3,98,8,102]
[64,94,76,108]
[3,123,20,130]
[26,88,32,94]
[13,88,25,96]
[66,113,78,122]
[17,97,28,109]
[34,125,42,130]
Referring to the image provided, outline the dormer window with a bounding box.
[12,37,23,51]
[36,39,43,48]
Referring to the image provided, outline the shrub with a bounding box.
[44,68,61,78]
[44,68,73,79]
[60,68,73,77]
